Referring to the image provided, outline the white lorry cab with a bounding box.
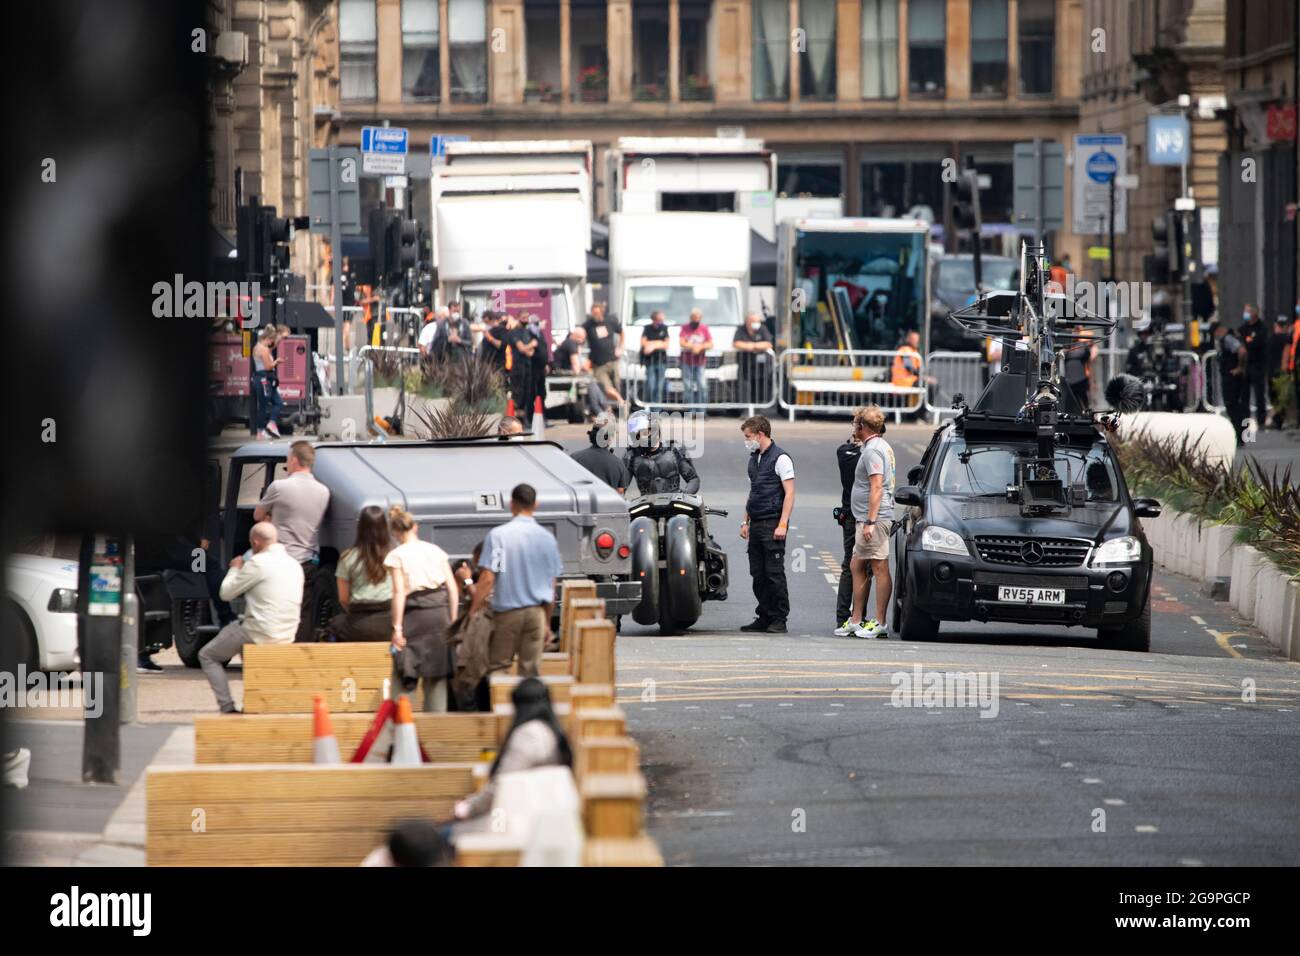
[430,139,593,356]
[610,212,751,402]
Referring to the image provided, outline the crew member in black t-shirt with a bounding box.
[501,314,539,425]
[478,311,506,370]
[527,313,550,416]
[583,303,624,404]
[1240,304,1270,427]
[639,310,670,405]
[570,415,629,493]
[1215,323,1250,444]
[833,430,864,629]
[733,312,775,406]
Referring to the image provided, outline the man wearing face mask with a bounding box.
[1240,304,1269,427]
[679,308,714,413]
[740,415,795,633]
[621,410,700,496]
[639,310,670,405]
[733,312,775,406]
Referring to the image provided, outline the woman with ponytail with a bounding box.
[384,505,458,712]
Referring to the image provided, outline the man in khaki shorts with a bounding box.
[834,405,896,639]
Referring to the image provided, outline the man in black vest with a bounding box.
[740,415,795,633]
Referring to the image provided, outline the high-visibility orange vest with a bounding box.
[1289,322,1300,373]
[892,344,921,387]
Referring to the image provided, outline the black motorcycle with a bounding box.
[627,492,728,634]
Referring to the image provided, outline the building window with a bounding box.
[680,0,714,102]
[633,0,669,101]
[571,0,608,102]
[752,0,789,101]
[401,0,439,102]
[799,0,836,101]
[970,0,1007,96]
[860,0,898,99]
[1018,0,1054,95]
[778,157,843,198]
[860,156,944,221]
[908,0,945,97]
[524,0,561,102]
[449,0,487,103]
[340,0,377,102]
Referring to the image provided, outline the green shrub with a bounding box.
[1115,431,1300,576]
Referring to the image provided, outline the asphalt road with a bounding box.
[550,415,1300,866]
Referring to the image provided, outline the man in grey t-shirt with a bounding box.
[836,406,896,639]
[255,440,330,640]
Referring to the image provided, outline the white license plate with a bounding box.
[998,585,1065,605]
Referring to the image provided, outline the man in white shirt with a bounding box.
[200,522,304,713]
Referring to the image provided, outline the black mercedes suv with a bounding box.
[890,420,1161,652]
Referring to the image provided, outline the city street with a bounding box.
[576,417,1300,866]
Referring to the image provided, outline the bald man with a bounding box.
[200,521,304,713]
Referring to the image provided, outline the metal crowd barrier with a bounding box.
[923,351,986,424]
[777,349,925,423]
[624,350,778,414]
[317,305,365,394]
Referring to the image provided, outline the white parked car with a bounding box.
[4,554,80,671]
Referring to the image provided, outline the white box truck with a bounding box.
[610,211,751,405]
[431,140,593,413]
[605,136,777,242]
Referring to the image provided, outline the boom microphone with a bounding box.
[1104,374,1145,414]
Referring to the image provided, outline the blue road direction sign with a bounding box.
[430,134,470,164]
[1072,134,1127,235]
[1147,114,1190,166]
[361,126,409,154]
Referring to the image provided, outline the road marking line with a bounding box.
[1191,616,1206,625]
[1083,777,1102,784]
[1135,825,1158,833]
[1209,629,1245,659]
[1104,798,1125,806]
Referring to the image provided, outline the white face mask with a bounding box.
[744,438,759,453]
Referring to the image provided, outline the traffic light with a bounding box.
[367,205,397,286]
[236,199,292,279]
[398,218,419,273]
[952,168,981,232]
[1145,212,1182,284]
[1182,208,1202,282]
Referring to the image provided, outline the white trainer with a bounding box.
[833,618,860,637]
[855,619,885,639]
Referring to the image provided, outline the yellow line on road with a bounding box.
[1210,630,1245,659]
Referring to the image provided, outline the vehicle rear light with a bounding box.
[595,532,615,550]
[617,545,630,559]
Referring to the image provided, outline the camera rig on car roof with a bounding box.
[941,241,1144,519]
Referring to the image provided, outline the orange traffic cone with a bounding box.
[505,396,516,418]
[390,695,421,765]
[312,694,341,764]
[532,396,546,437]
